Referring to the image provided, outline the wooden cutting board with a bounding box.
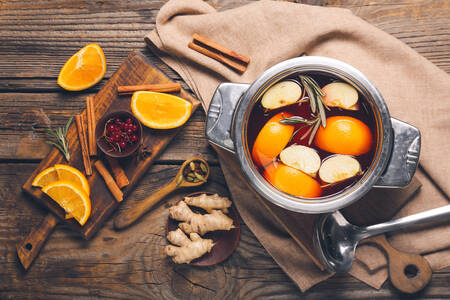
[19,51,199,268]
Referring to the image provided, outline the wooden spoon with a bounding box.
[113,157,210,230]
[363,235,432,294]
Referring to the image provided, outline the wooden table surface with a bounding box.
[1,0,449,299]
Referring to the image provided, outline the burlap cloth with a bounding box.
[145,0,450,292]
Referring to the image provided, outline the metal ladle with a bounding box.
[314,205,450,274]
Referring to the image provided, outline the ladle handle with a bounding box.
[114,179,178,230]
[361,205,450,239]
[368,235,432,294]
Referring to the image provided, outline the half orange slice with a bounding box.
[131,91,192,129]
[57,43,106,91]
[32,164,90,196]
[42,180,91,226]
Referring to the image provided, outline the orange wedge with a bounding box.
[32,164,90,196]
[42,181,91,226]
[31,166,59,188]
[57,43,106,91]
[131,91,192,129]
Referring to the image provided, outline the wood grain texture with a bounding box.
[1,0,449,298]
[0,0,447,82]
[16,213,59,270]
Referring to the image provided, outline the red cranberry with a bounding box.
[107,124,116,133]
[119,141,126,149]
[125,118,133,124]
[126,129,133,135]
[131,125,138,132]
[114,118,121,124]
[131,135,138,142]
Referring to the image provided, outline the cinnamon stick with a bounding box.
[117,83,181,95]
[86,96,97,156]
[106,156,130,189]
[94,160,123,202]
[75,114,92,176]
[193,33,250,65]
[188,42,247,73]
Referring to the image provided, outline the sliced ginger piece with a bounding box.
[261,81,302,109]
[184,193,232,213]
[165,228,214,264]
[319,155,362,184]
[169,201,234,235]
[279,145,321,177]
[322,82,359,110]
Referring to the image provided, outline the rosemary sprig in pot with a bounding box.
[279,75,329,145]
[44,116,74,162]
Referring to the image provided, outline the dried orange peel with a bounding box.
[57,43,106,91]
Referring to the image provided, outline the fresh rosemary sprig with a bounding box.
[279,115,316,126]
[44,116,74,162]
[299,75,329,128]
[279,75,330,145]
[280,115,321,145]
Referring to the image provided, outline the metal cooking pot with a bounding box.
[206,56,420,213]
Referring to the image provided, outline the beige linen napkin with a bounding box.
[146,0,450,292]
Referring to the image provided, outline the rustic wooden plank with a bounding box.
[1,163,449,299]
[0,0,448,81]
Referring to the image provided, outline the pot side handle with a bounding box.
[374,118,421,188]
[206,83,250,153]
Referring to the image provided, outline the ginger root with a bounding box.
[165,228,213,264]
[184,193,232,213]
[169,201,234,235]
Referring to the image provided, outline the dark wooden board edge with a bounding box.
[22,51,200,240]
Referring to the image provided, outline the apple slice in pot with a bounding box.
[322,82,359,110]
[261,81,302,109]
[319,155,362,184]
[279,145,321,177]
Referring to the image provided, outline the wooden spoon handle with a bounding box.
[369,235,432,294]
[114,179,178,229]
[16,213,58,270]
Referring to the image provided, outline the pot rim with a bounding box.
[233,56,393,213]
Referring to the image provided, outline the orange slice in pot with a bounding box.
[264,163,322,198]
[57,43,106,91]
[131,91,192,129]
[314,116,373,156]
[251,112,295,167]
